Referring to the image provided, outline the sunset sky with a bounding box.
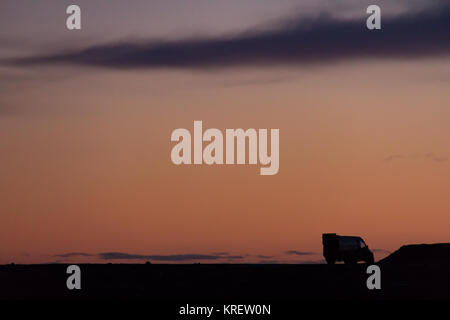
[1,0,449,264]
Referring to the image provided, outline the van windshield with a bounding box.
[360,240,367,248]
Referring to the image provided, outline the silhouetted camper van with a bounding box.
[322,233,374,264]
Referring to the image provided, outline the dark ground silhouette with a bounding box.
[1,243,450,300]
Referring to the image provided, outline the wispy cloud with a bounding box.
[257,259,325,264]
[285,250,316,256]
[255,255,274,259]
[54,252,93,258]
[384,154,406,162]
[6,4,450,70]
[51,251,322,263]
[385,152,448,163]
[211,252,230,256]
[97,252,226,261]
[225,255,245,260]
[257,259,282,264]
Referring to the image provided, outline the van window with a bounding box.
[360,240,366,248]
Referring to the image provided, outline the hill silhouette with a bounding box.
[380,243,450,265]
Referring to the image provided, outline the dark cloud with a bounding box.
[295,259,326,264]
[225,255,245,260]
[257,260,282,264]
[54,252,93,258]
[141,254,222,261]
[257,259,325,264]
[6,4,450,70]
[285,250,316,256]
[98,252,224,261]
[50,252,252,262]
[256,255,274,259]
